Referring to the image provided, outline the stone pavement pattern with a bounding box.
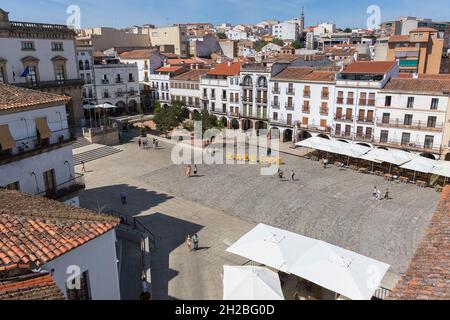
[76,136,440,299]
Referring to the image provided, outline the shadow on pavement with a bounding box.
[138,212,204,300]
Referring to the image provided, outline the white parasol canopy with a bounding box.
[296,137,338,154]
[227,224,390,300]
[223,266,285,300]
[400,156,437,174]
[431,161,450,178]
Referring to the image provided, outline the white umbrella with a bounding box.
[400,156,436,174]
[431,161,450,179]
[227,224,316,272]
[223,266,285,300]
[289,241,390,300]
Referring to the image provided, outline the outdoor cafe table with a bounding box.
[399,176,409,184]
[358,168,369,174]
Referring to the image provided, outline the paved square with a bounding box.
[77,135,440,299]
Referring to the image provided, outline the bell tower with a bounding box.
[300,6,305,32]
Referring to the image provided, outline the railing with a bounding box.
[272,87,280,94]
[286,88,295,95]
[355,134,375,142]
[336,98,344,104]
[375,139,441,152]
[334,115,353,122]
[367,99,375,106]
[333,131,353,138]
[302,106,310,113]
[320,109,329,115]
[242,96,253,102]
[373,287,392,300]
[128,78,136,82]
[38,173,85,200]
[102,79,109,84]
[285,103,294,110]
[303,91,311,98]
[321,93,329,100]
[116,78,123,83]
[16,79,84,89]
[357,117,374,124]
[272,102,280,109]
[376,120,444,131]
[256,98,268,105]
[347,99,354,105]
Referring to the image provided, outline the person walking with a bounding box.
[267,147,272,157]
[120,192,127,205]
[81,161,87,173]
[186,165,192,178]
[155,139,159,149]
[372,186,378,198]
[291,170,295,182]
[138,138,142,148]
[376,189,381,200]
[193,165,198,176]
[192,234,199,251]
[186,235,193,252]
[384,188,390,200]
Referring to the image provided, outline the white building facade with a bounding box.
[272,22,299,41]
[0,85,84,206]
[93,59,141,114]
[77,45,96,106]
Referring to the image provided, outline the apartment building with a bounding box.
[272,22,299,41]
[77,27,150,52]
[334,61,399,144]
[375,77,450,160]
[269,67,336,142]
[200,62,241,127]
[0,84,84,206]
[119,49,167,110]
[387,28,444,74]
[93,57,141,115]
[169,69,209,110]
[0,8,83,126]
[77,44,96,107]
[150,66,187,105]
[146,25,189,57]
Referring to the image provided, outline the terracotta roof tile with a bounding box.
[0,84,71,111]
[0,273,65,300]
[167,58,205,66]
[0,189,120,272]
[156,66,184,73]
[389,187,450,300]
[341,61,397,74]
[411,27,438,33]
[382,78,450,94]
[272,67,314,81]
[171,69,209,81]
[389,35,410,43]
[119,49,159,60]
[207,62,241,76]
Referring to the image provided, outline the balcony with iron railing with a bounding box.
[347,98,354,105]
[256,98,268,105]
[269,118,293,126]
[272,101,280,109]
[102,79,109,85]
[38,173,85,200]
[286,88,295,95]
[116,78,123,84]
[321,93,329,100]
[242,96,253,103]
[376,119,444,132]
[334,115,354,122]
[357,117,375,124]
[285,102,294,110]
[320,108,329,116]
[17,78,84,89]
[272,87,280,94]
[336,97,344,104]
[302,105,310,113]
[374,138,441,153]
[303,91,311,98]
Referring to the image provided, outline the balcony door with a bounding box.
[43,169,56,196]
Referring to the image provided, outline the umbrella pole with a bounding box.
[371,161,374,172]
[389,163,392,175]
[413,171,416,182]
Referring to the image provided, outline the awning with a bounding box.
[82,104,97,110]
[359,148,387,164]
[223,266,285,300]
[227,224,390,300]
[98,103,117,109]
[375,149,416,166]
[0,124,16,150]
[431,161,450,178]
[35,117,52,139]
[334,141,371,158]
[296,137,338,154]
[400,156,436,174]
[296,137,371,158]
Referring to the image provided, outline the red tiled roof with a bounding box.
[119,49,159,60]
[382,78,450,94]
[0,189,120,273]
[0,84,71,112]
[302,71,337,82]
[389,186,450,300]
[272,67,337,82]
[397,73,450,80]
[0,273,65,300]
[411,27,438,33]
[341,61,397,74]
[167,58,205,66]
[207,62,241,76]
[156,66,184,73]
[171,69,209,81]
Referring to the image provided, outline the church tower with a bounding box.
[300,6,305,32]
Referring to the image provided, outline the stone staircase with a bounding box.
[73,146,122,165]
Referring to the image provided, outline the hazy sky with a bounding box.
[2,0,449,29]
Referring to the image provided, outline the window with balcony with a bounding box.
[359,92,367,106]
[273,112,278,121]
[287,97,293,109]
[320,119,327,128]
[367,110,374,122]
[345,108,353,120]
[321,87,329,99]
[287,114,293,125]
[407,97,414,108]
[424,135,434,149]
[357,126,364,137]
[404,114,413,126]
[345,125,351,136]
[320,102,328,115]
[287,83,294,95]
[79,60,84,70]
[116,74,122,83]
[401,133,411,146]
[211,89,216,99]
[85,60,90,70]
[347,92,354,105]
[222,90,227,100]
[211,102,215,111]
[427,116,437,128]
[22,58,39,86]
[366,127,373,138]
[273,82,280,94]
[86,73,91,84]
[128,73,135,82]
[102,75,109,84]
[337,91,344,104]
[336,107,343,119]
[335,124,341,135]
[302,117,309,126]
[380,130,389,143]
[382,113,390,124]
[431,98,439,110]
[303,100,310,113]
[235,93,239,103]
[385,96,392,107]
[303,86,311,98]
[368,93,376,106]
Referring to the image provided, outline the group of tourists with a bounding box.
[372,186,391,200]
[185,165,198,178]
[186,234,200,251]
[138,137,159,150]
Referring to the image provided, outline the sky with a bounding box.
[1,0,449,29]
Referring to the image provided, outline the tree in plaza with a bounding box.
[291,39,302,49]
[153,101,189,137]
[192,110,224,136]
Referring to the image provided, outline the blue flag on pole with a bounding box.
[20,66,30,78]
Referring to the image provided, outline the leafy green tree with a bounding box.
[291,40,302,49]
[344,28,352,33]
[192,110,224,136]
[153,101,188,136]
[217,32,227,40]
[271,38,284,46]
[255,40,268,52]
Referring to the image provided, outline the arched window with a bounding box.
[243,75,252,87]
[85,60,90,70]
[257,76,267,88]
[79,60,84,70]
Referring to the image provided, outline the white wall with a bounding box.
[43,230,121,300]
[0,37,78,83]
